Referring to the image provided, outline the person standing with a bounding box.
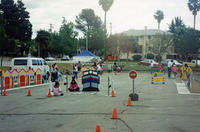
[77,61,81,72]
[159,64,163,72]
[73,64,78,79]
[167,60,173,78]
[113,62,118,75]
[150,61,154,74]
[185,64,192,87]
[171,64,178,78]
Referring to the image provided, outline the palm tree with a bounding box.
[98,0,114,29]
[188,0,200,29]
[35,30,50,58]
[154,10,164,30]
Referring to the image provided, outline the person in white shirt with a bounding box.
[167,60,173,78]
[150,61,154,74]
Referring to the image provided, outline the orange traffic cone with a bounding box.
[96,124,101,132]
[48,89,52,97]
[127,97,132,106]
[112,107,118,119]
[27,89,31,96]
[112,89,116,97]
[3,88,7,96]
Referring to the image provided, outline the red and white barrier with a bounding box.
[2,68,42,89]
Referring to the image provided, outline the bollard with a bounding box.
[108,76,111,96]
[65,73,68,92]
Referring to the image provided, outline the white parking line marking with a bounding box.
[176,83,190,94]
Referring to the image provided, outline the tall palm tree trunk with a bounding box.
[104,11,107,29]
[194,14,196,29]
[158,22,160,30]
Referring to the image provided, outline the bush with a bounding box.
[132,55,142,61]
[147,53,154,59]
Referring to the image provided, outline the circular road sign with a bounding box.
[129,70,137,79]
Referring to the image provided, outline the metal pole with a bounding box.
[86,31,88,50]
[108,76,110,96]
[66,74,68,92]
[132,79,134,94]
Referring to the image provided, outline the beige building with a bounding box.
[120,28,174,60]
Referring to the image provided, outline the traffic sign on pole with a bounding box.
[129,70,137,79]
[129,70,138,101]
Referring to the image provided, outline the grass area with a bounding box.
[103,61,170,72]
[47,63,73,74]
[103,62,150,71]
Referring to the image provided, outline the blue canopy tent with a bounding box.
[73,50,100,62]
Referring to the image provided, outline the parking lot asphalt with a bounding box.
[0,72,200,132]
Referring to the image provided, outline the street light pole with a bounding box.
[0,9,4,68]
[0,9,4,95]
[86,31,88,50]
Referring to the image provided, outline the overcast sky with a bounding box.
[19,0,200,38]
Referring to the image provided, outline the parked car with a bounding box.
[160,59,182,66]
[61,55,70,61]
[10,57,50,76]
[45,57,56,61]
[138,59,159,66]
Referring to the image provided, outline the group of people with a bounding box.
[167,60,179,78]
[107,62,122,75]
[51,76,80,96]
[50,63,62,82]
[167,60,192,80]
[73,62,104,78]
[150,60,192,83]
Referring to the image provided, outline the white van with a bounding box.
[191,60,200,65]
[10,57,50,76]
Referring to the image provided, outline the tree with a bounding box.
[188,0,200,29]
[105,34,133,61]
[0,0,32,56]
[16,0,32,42]
[173,27,200,61]
[1,0,32,40]
[98,0,114,29]
[148,33,173,62]
[119,35,133,61]
[35,30,51,58]
[59,20,78,56]
[48,32,62,56]
[0,0,19,39]
[105,34,121,57]
[169,17,185,33]
[154,10,164,30]
[75,9,106,54]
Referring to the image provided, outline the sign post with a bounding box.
[129,70,138,101]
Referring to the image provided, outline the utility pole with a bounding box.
[110,22,112,36]
[49,24,53,33]
[144,26,147,59]
[86,31,88,50]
